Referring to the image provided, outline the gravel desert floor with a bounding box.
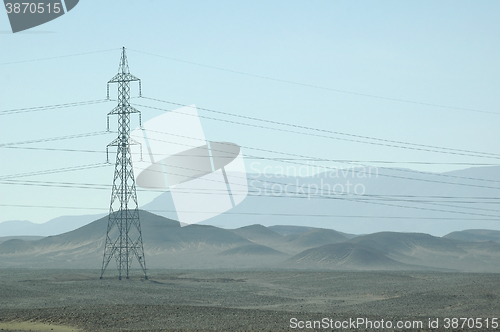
[0,269,499,331]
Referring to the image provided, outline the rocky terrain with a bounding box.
[1,269,500,331]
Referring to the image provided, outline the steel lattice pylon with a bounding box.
[100,47,147,280]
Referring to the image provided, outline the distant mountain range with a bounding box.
[0,214,105,237]
[1,166,499,237]
[444,229,500,243]
[142,166,500,235]
[1,211,500,272]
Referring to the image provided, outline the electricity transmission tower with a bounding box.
[100,47,148,280]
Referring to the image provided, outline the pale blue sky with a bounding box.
[1,1,499,223]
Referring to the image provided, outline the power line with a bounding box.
[0,48,120,66]
[0,131,112,147]
[22,134,479,230]
[126,109,500,212]
[121,137,500,217]
[3,96,497,164]
[118,160,500,218]
[1,146,107,154]
[2,178,499,203]
[3,105,498,188]
[127,49,500,116]
[3,122,495,194]
[133,127,500,189]
[134,102,500,161]
[0,203,497,222]
[1,46,495,116]
[3,145,499,166]
[137,137,498,230]
[2,97,497,162]
[4,155,498,218]
[1,158,497,218]
[139,97,500,159]
[0,203,107,211]
[0,99,111,116]
[0,163,110,180]
[2,49,498,227]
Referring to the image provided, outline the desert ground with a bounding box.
[1,269,499,331]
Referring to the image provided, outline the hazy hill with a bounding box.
[0,211,253,269]
[269,225,357,239]
[229,225,349,255]
[348,232,466,255]
[0,220,37,236]
[284,242,418,270]
[444,229,500,243]
[2,211,500,271]
[285,229,348,248]
[229,224,282,243]
[219,244,287,256]
[268,225,316,236]
[0,239,36,254]
[348,232,500,271]
[283,232,500,271]
[0,214,105,237]
[0,236,44,244]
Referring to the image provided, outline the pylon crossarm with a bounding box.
[108,73,140,84]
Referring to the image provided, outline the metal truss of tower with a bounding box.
[100,47,147,280]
